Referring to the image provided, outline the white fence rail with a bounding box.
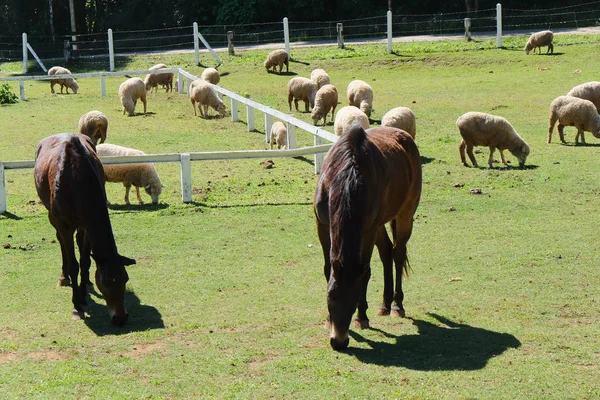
[0,67,337,213]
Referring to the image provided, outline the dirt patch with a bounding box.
[0,350,70,364]
[123,342,166,360]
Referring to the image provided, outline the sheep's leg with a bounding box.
[459,139,469,166]
[304,101,309,113]
[375,225,394,316]
[294,99,300,112]
[50,82,55,94]
[124,183,132,205]
[135,186,144,204]
[466,143,479,168]
[499,149,507,166]
[141,96,147,114]
[548,115,557,143]
[576,127,586,145]
[488,147,496,168]
[557,124,567,144]
[203,105,209,118]
[191,99,197,116]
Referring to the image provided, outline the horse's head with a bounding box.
[92,254,136,326]
[327,261,371,351]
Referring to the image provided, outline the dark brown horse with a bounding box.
[34,133,135,326]
[314,124,422,350]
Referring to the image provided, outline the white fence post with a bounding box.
[265,114,273,144]
[286,122,296,149]
[19,80,25,100]
[193,22,200,66]
[22,33,27,73]
[246,105,255,131]
[0,163,6,213]
[100,74,106,96]
[108,29,115,72]
[178,71,184,94]
[496,3,503,48]
[231,99,239,122]
[387,11,393,54]
[180,153,192,203]
[314,135,324,174]
[283,17,290,57]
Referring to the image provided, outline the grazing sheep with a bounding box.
[119,77,147,116]
[270,121,288,150]
[48,66,79,94]
[456,112,530,168]
[381,107,417,139]
[566,81,600,112]
[310,68,331,90]
[264,49,289,73]
[96,143,163,205]
[189,79,227,118]
[287,77,317,113]
[78,111,108,145]
[201,68,220,85]
[311,84,338,126]
[144,64,173,93]
[333,106,370,136]
[347,80,373,118]
[524,30,554,55]
[548,95,600,145]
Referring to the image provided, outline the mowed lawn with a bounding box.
[0,35,599,399]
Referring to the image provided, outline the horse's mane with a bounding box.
[327,124,373,272]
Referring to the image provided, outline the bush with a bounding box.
[0,83,18,104]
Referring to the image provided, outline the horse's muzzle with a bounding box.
[330,336,350,351]
[112,312,128,326]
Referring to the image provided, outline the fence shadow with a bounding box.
[347,313,521,370]
[84,289,164,336]
[108,203,169,212]
[0,211,23,220]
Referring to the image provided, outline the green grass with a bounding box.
[1,35,599,399]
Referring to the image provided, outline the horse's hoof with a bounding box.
[57,277,71,287]
[71,310,85,320]
[354,318,369,329]
[391,306,406,318]
[377,307,390,316]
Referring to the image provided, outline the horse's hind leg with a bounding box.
[316,219,332,327]
[76,229,92,313]
[49,214,70,286]
[391,218,415,318]
[354,265,371,329]
[375,225,394,316]
[56,226,84,319]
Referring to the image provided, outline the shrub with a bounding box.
[0,83,18,104]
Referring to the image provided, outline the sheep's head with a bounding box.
[512,143,530,168]
[144,182,162,205]
[311,108,323,125]
[71,80,79,94]
[524,43,533,55]
[264,60,273,71]
[360,101,372,118]
[216,101,227,118]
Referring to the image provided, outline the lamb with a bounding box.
[189,79,227,118]
[548,95,600,145]
[264,49,289,74]
[287,77,317,113]
[311,84,338,126]
[119,77,147,116]
[333,106,370,136]
[347,80,373,118]
[269,121,288,150]
[78,110,108,145]
[96,143,163,205]
[201,68,220,85]
[47,66,79,94]
[310,69,330,90]
[524,30,554,55]
[456,111,530,168]
[381,107,416,139]
[144,63,173,93]
[566,81,600,112]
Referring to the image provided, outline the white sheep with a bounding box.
[144,64,173,93]
[333,106,370,136]
[347,80,373,118]
[566,81,600,112]
[381,107,416,139]
[524,30,554,55]
[548,95,600,145]
[264,49,289,73]
[287,77,317,113]
[78,111,108,145]
[96,143,163,205]
[189,79,227,118]
[269,121,288,150]
[456,111,530,168]
[311,84,338,126]
[310,69,331,90]
[48,66,79,94]
[201,68,220,85]
[119,77,147,116]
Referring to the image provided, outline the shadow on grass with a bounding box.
[84,290,164,336]
[108,203,169,212]
[420,155,436,165]
[559,141,600,147]
[290,58,310,66]
[347,313,521,370]
[270,71,298,76]
[0,211,23,220]
[187,200,312,209]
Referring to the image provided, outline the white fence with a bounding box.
[0,68,338,213]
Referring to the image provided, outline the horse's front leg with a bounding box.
[57,228,84,319]
[49,214,70,286]
[316,219,331,327]
[391,219,415,318]
[354,265,371,329]
[76,229,92,314]
[375,225,394,316]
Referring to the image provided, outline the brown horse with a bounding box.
[314,124,422,350]
[34,133,135,326]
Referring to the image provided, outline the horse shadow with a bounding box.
[108,203,169,212]
[84,289,164,336]
[347,313,521,371]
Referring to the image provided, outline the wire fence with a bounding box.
[2,2,600,64]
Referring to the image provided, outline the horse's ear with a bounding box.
[120,255,136,266]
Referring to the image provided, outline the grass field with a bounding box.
[1,34,599,399]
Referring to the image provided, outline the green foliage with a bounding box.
[0,83,18,104]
